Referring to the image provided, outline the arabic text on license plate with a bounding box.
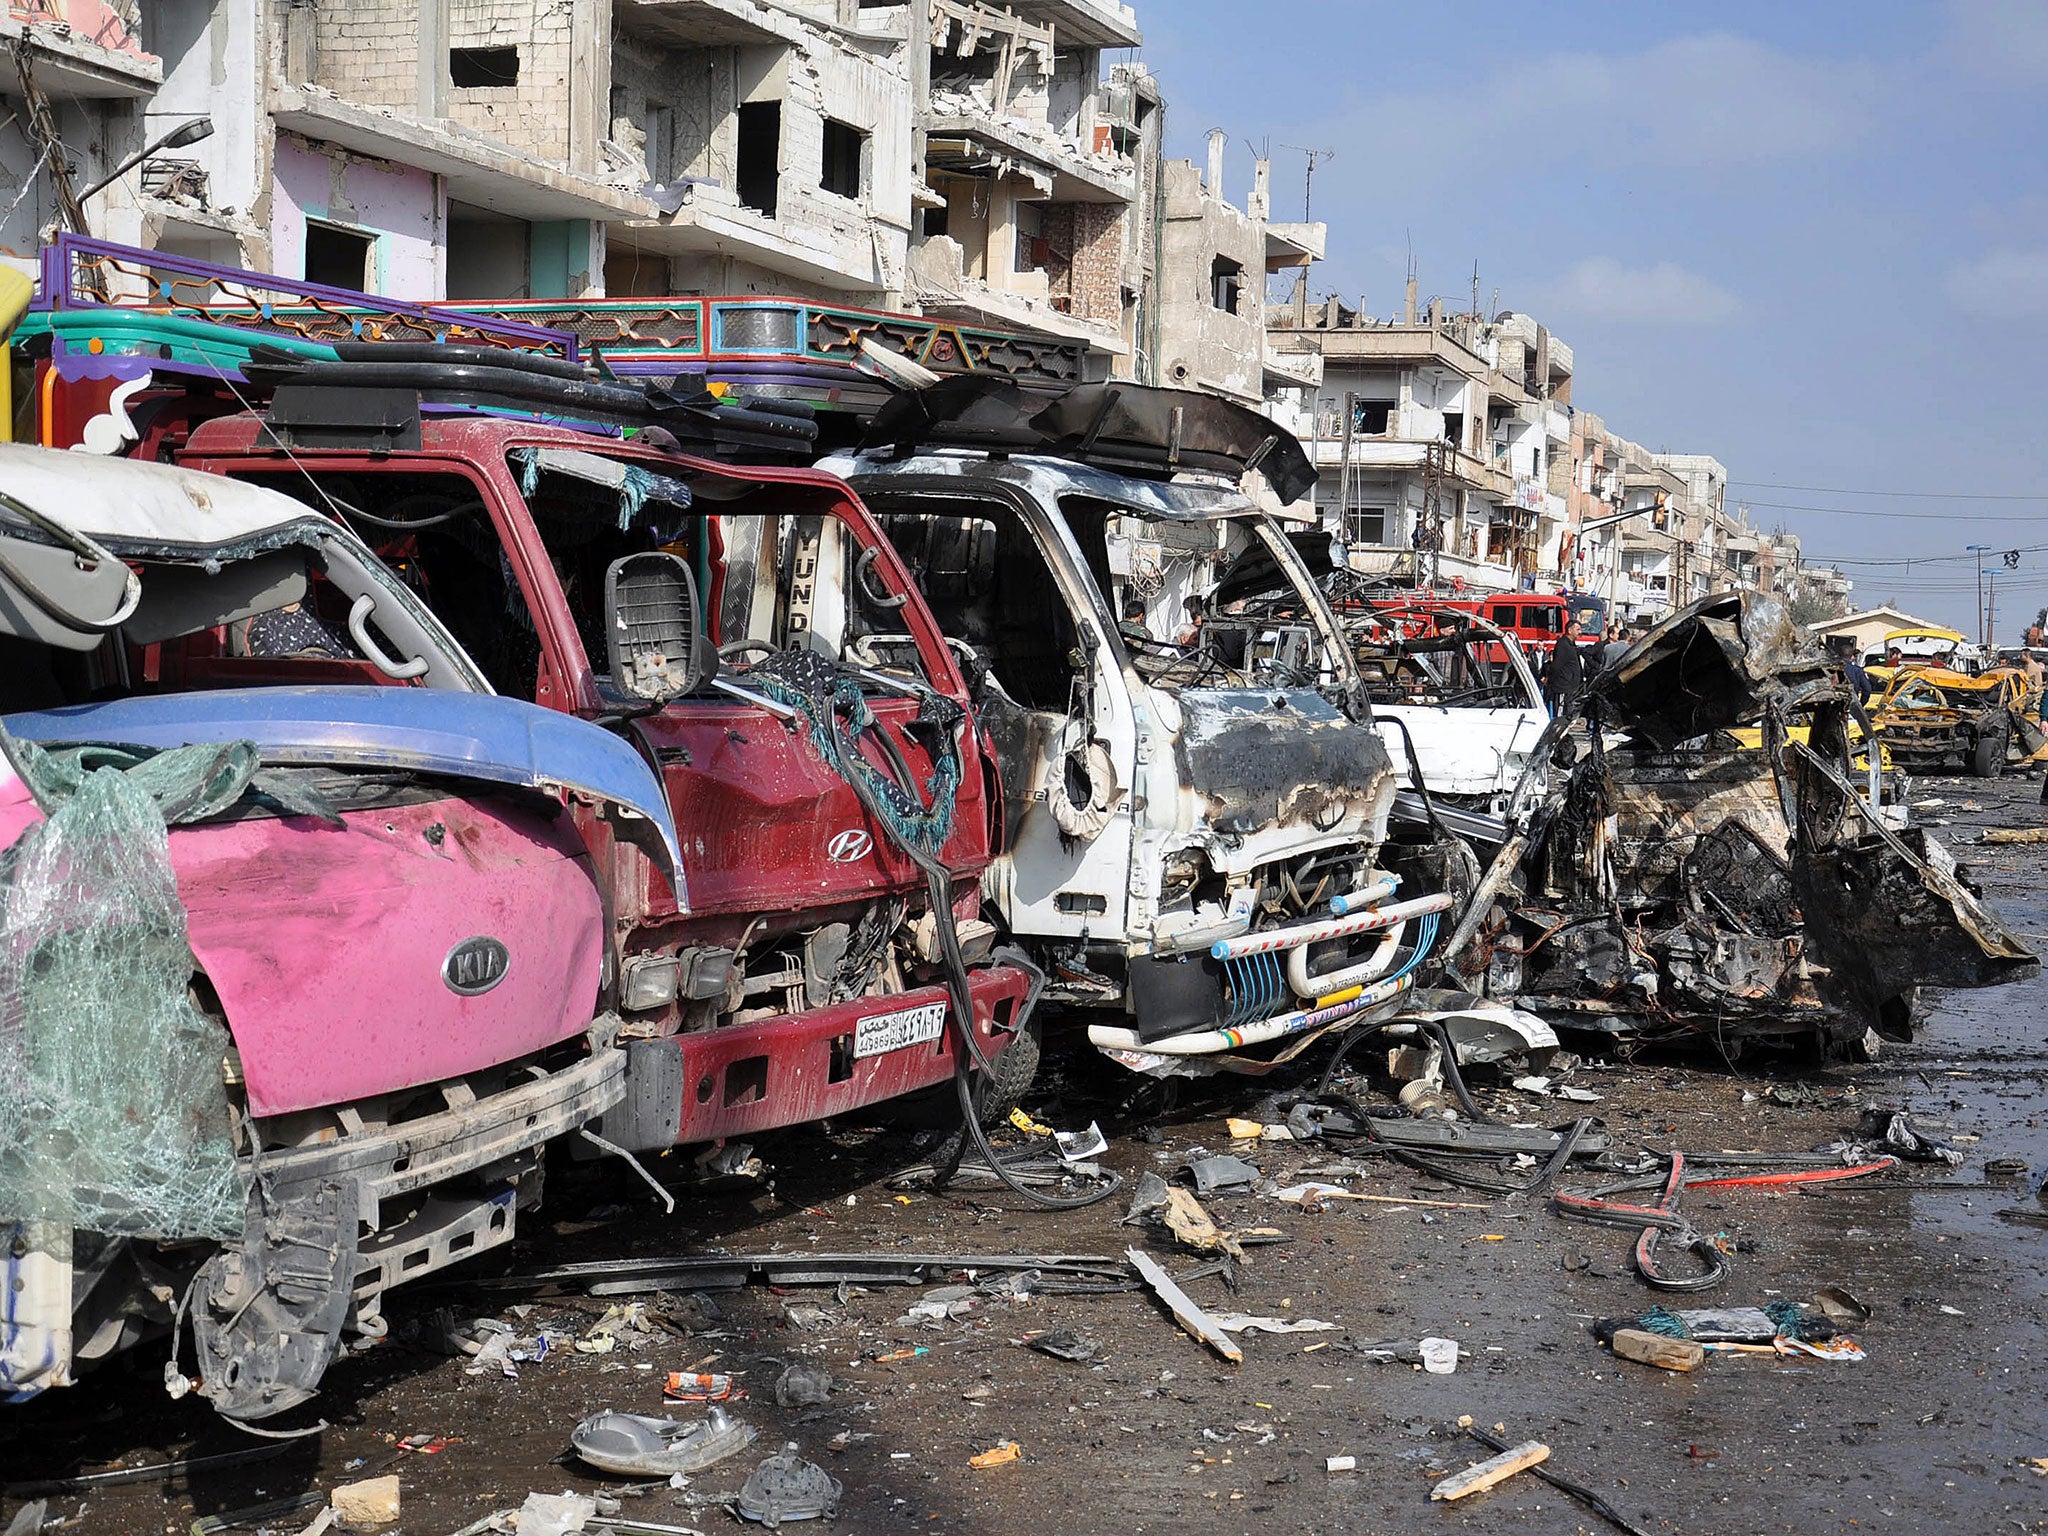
[853,1000,948,1059]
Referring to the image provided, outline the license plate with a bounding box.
[852,1000,948,1058]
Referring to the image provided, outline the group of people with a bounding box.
[1539,613,1645,710]
[1119,595,1211,652]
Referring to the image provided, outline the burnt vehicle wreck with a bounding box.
[821,380,1449,1074]
[1436,592,2037,1058]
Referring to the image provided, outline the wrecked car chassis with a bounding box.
[1436,593,2037,1058]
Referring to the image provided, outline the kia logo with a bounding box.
[827,829,873,862]
[443,936,511,996]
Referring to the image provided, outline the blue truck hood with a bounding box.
[3,687,684,891]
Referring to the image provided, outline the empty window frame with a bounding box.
[737,100,781,216]
[302,221,373,291]
[820,118,867,199]
[450,46,519,88]
[1344,505,1388,547]
[1210,254,1244,314]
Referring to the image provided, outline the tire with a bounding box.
[1972,726,2008,779]
[970,1011,1042,1130]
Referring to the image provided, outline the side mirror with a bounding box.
[605,551,714,703]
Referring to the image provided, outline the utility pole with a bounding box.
[1279,145,1335,221]
[1968,544,1991,646]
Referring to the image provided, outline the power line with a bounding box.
[1810,543,2048,567]
[1741,498,2046,521]
[1731,480,2048,502]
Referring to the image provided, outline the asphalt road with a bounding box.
[7,777,2048,1535]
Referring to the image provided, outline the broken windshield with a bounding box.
[1066,498,1353,695]
[0,509,480,713]
[510,450,933,701]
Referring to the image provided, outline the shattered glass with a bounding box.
[0,733,251,1240]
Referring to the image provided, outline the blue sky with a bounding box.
[1136,0,2048,636]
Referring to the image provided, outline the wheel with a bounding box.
[970,1010,1042,1130]
[1971,727,2008,779]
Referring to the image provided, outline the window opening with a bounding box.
[450,46,519,88]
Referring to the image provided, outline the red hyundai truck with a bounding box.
[167,353,1036,1156]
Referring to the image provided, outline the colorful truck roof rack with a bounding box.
[428,297,1089,413]
[33,234,573,357]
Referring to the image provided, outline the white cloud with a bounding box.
[1943,0,2048,87]
[1946,248,2048,317]
[1280,32,1879,179]
[1538,258,1744,326]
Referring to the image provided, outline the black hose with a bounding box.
[1421,1017,1492,1122]
[1465,1426,1655,1536]
[823,694,1120,1210]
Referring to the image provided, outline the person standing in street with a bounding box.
[1545,612,1586,713]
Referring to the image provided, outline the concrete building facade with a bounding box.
[1265,294,1573,594]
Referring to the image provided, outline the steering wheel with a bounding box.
[718,638,781,665]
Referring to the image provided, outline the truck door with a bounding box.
[510,457,989,928]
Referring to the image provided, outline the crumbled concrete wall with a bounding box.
[312,0,418,109]
[271,135,444,298]
[146,0,263,216]
[444,0,575,163]
[1155,157,1263,402]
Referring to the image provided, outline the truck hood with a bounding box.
[4,686,682,889]
[1170,688,1394,854]
[1373,702,1549,800]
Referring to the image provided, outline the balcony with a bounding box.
[616,168,905,293]
[988,0,1141,47]
[1305,433,1514,498]
[0,9,159,99]
[615,0,803,47]
[270,85,650,223]
[923,104,1136,204]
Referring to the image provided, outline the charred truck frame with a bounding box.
[824,380,1449,1074]
[1437,593,2037,1059]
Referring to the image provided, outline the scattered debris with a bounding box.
[1186,1153,1259,1196]
[773,1363,833,1409]
[1465,1425,1656,1536]
[1206,1314,1338,1335]
[1431,1440,1550,1501]
[1054,1122,1108,1162]
[1159,1187,1241,1257]
[1419,1337,1460,1374]
[1979,827,2048,844]
[1813,1286,1873,1328]
[329,1475,400,1527]
[190,1495,328,1536]
[1553,1155,1729,1291]
[736,1445,841,1527]
[468,1251,1135,1297]
[968,1441,1023,1469]
[513,1491,596,1536]
[664,1372,741,1403]
[571,1409,756,1478]
[1856,1108,1965,1166]
[1023,1329,1101,1361]
[1127,1246,1243,1364]
[1609,1328,1705,1372]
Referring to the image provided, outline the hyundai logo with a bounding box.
[443,936,511,996]
[827,828,874,862]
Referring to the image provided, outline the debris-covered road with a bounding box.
[9,779,2048,1535]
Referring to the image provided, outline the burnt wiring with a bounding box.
[808,660,1120,1211]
